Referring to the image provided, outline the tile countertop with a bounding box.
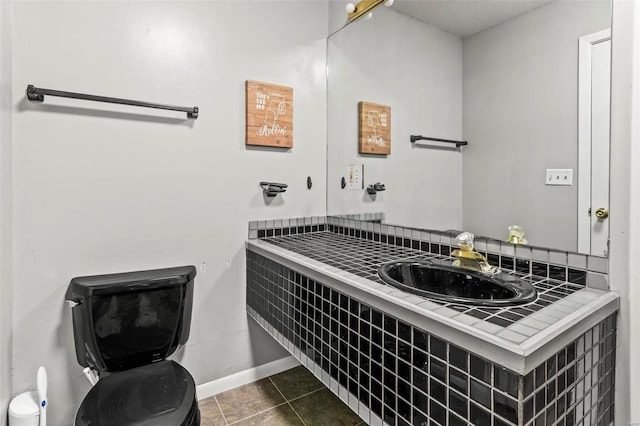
[246,233,619,375]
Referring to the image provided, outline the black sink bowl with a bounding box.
[378,259,537,307]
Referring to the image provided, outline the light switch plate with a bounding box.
[546,168,573,186]
[346,164,364,189]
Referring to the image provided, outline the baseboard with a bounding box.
[196,356,300,400]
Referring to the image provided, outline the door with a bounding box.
[578,29,611,256]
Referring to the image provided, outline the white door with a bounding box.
[578,29,611,256]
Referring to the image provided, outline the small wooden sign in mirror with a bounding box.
[358,101,391,155]
[246,80,293,148]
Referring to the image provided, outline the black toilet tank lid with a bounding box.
[66,265,197,301]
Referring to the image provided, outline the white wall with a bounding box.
[327,7,463,230]
[462,0,611,251]
[7,1,327,424]
[0,0,14,422]
[609,1,638,424]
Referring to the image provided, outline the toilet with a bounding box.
[65,265,200,425]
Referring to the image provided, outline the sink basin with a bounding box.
[378,259,537,306]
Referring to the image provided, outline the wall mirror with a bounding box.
[326,0,612,257]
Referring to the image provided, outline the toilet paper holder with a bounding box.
[260,182,288,197]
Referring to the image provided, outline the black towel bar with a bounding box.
[410,135,467,148]
[26,85,198,119]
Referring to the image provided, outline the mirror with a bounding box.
[326,0,611,256]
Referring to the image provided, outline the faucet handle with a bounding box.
[455,231,475,249]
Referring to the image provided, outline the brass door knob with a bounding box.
[595,207,609,219]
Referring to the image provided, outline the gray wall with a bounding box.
[5,1,328,424]
[462,0,611,250]
[0,0,14,422]
[327,7,464,231]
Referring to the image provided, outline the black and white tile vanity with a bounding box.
[246,216,618,426]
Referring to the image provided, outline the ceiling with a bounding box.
[392,0,556,38]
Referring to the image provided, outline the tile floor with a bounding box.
[199,366,365,425]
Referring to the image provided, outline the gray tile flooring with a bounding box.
[199,366,364,425]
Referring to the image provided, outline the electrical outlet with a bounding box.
[545,169,573,186]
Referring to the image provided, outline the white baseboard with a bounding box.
[196,356,300,400]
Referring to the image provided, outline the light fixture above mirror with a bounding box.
[345,0,394,23]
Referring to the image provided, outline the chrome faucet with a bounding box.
[451,232,499,275]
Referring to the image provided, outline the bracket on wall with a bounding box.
[410,135,468,148]
[26,84,199,119]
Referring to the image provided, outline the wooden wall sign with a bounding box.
[358,101,391,155]
[246,80,293,148]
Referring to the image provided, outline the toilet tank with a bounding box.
[65,266,196,372]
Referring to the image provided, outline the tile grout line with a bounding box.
[286,401,308,426]
[268,376,309,425]
[285,386,325,404]
[225,401,292,425]
[213,395,230,426]
[283,387,328,426]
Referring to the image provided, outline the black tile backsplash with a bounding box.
[247,251,616,426]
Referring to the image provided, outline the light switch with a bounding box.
[545,169,573,186]
[347,164,364,189]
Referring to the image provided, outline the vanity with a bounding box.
[246,216,617,426]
